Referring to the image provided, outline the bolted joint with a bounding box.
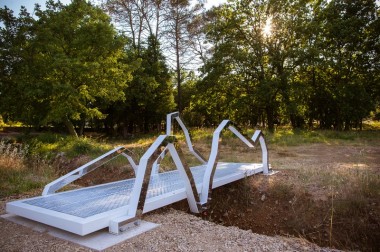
[119,218,141,233]
[197,202,209,213]
[136,209,143,218]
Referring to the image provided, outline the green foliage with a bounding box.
[1,0,379,134]
[0,116,5,128]
[0,0,133,136]
[0,140,53,197]
[263,128,380,146]
[186,0,379,131]
[27,134,111,159]
[304,0,379,130]
[104,35,175,134]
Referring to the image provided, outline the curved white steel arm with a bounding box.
[167,143,200,213]
[127,135,200,218]
[166,112,207,164]
[199,121,270,205]
[166,112,178,135]
[120,153,138,171]
[200,120,229,204]
[42,146,137,195]
[128,135,166,217]
[252,130,269,174]
[151,146,169,174]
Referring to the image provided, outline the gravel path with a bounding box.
[0,197,340,252]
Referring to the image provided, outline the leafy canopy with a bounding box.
[0,0,134,136]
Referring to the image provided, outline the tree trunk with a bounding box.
[266,106,275,132]
[78,117,85,136]
[64,117,78,137]
[175,20,182,113]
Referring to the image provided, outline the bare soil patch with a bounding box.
[170,143,380,251]
[1,138,378,251]
[63,142,380,251]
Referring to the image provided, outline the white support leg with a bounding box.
[252,130,270,175]
[167,143,200,213]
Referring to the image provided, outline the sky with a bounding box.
[0,0,228,15]
[2,0,377,18]
[204,0,227,9]
[0,0,72,15]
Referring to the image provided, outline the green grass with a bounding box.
[0,127,379,251]
[0,132,161,197]
[184,125,380,148]
[18,133,114,159]
[258,128,380,146]
[0,141,54,197]
[0,169,47,197]
[0,127,379,197]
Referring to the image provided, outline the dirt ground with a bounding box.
[1,140,379,251]
[55,142,380,251]
[0,205,340,252]
[50,141,380,251]
[189,143,380,251]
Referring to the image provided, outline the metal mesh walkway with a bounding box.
[20,162,261,218]
[6,112,272,236]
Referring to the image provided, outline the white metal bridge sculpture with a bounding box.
[6,112,275,236]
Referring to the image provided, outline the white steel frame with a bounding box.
[6,112,274,236]
[42,146,138,195]
[199,120,271,207]
[166,112,207,164]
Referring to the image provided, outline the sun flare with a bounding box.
[263,17,272,37]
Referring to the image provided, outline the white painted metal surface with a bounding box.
[166,112,207,164]
[1,213,159,251]
[6,112,274,236]
[42,147,137,195]
[6,162,264,235]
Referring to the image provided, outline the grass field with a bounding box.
[0,125,379,251]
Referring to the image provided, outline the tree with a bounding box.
[194,1,282,129]
[105,34,174,135]
[105,0,206,113]
[164,0,203,113]
[0,0,133,136]
[190,0,379,131]
[104,0,167,55]
[0,6,39,126]
[311,0,378,129]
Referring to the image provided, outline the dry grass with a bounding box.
[0,128,379,250]
[0,141,26,171]
[158,129,379,251]
[0,141,54,197]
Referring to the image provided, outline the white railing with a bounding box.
[127,135,201,218]
[42,147,138,195]
[199,120,269,206]
[166,112,207,164]
[41,112,272,234]
[128,114,271,214]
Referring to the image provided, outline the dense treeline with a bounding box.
[0,0,175,136]
[191,0,380,131]
[0,0,379,136]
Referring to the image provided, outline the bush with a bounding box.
[0,141,53,197]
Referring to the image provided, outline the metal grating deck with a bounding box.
[6,162,263,235]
